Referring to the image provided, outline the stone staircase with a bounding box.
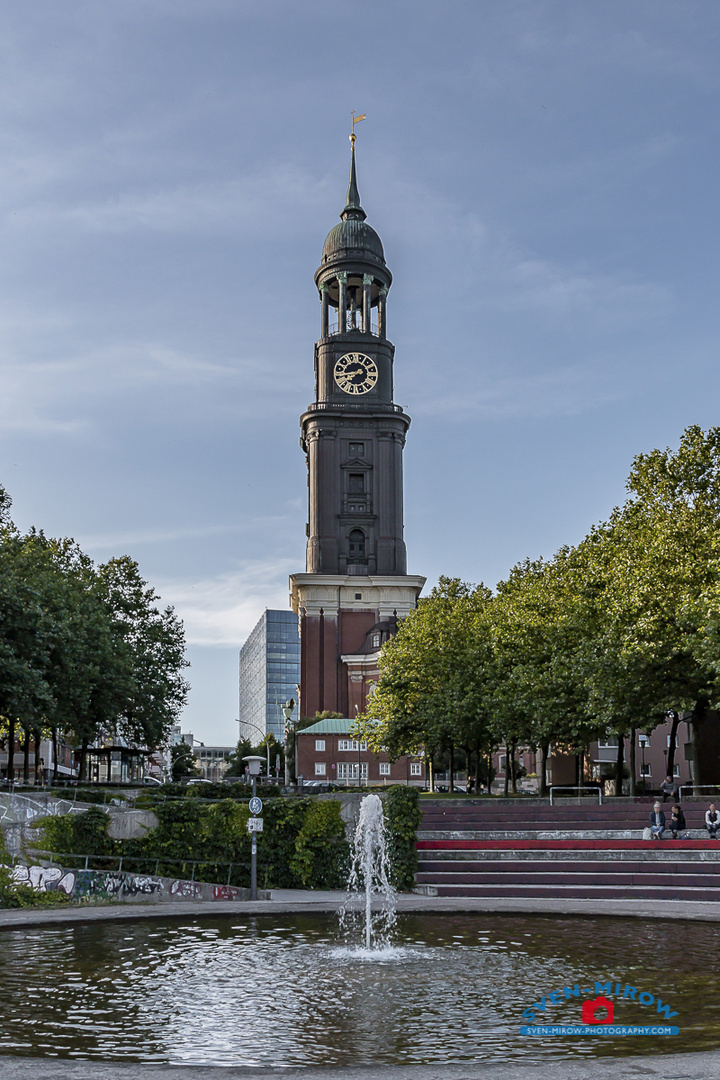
[416,798,720,900]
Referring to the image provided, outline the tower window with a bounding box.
[348,529,367,564]
[348,474,364,494]
[349,442,365,456]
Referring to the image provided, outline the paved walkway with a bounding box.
[3,890,720,929]
[1,1050,720,1079]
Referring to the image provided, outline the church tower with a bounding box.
[290,134,425,718]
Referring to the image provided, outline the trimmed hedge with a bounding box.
[383,785,422,891]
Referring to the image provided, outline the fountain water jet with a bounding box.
[341,793,396,950]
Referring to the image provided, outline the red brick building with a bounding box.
[295,718,425,787]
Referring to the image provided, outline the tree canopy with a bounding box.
[0,488,189,777]
[358,426,720,791]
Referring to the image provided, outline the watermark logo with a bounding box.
[520,979,679,1037]
[581,995,613,1025]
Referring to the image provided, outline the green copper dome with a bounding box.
[321,218,385,263]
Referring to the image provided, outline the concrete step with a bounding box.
[416,837,720,851]
[418,830,710,841]
[417,849,720,863]
[417,858,720,873]
[430,883,720,900]
[417,870,720,887]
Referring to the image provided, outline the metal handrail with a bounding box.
[16,850,253,887]
[306,401,405,414]
[327,323,380,337]
[549,785,603,806]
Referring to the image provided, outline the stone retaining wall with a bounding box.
[9,862,267,904]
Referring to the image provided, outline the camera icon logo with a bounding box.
[581,995,614,1024]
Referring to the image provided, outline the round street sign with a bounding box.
[249,796,263,816]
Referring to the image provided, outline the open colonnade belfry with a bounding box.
[290,125,425,718]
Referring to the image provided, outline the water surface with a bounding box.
[0,912,716,1066]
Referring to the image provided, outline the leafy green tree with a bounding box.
[96,557,189,749]
[170,742,200,781]
[358,578,494,791]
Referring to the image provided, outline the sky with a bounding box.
[2,0,720,745]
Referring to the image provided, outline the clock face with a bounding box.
[334,352,378,395]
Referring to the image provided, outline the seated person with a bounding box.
[669,803,686,839]
[660,775,679,802]
[706,803,720,839]
[650,802,666,840]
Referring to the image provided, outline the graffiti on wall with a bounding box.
[12,864,76,895]
[73,871,163,901]
[8,863,248,903]
[169,879,203,899]
[212,885,241,900]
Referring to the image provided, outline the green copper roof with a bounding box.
[319,141,386,266]
[298,718,353,735]
[342,142,365,221]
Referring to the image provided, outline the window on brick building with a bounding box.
[337,762,368,780]
[315,762,326,775]
[379,763,390,776]
[315,739,325,751]
[410,763,422,776]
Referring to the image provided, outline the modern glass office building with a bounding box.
[238,609,301,742]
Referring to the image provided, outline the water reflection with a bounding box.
[0,913,717,1065]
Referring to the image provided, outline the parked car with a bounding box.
[142,775,165,786]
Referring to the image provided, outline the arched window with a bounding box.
[348,529,366,564]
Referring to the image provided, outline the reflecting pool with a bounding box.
[0,913,717,1066]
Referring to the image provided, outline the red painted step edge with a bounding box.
[416,838,720,850]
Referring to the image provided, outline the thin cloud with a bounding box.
[156,560,297,647]
[12,166,335,237]
[413,361,623,421]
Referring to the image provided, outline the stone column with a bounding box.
[320,284,329,337]
[378,285,388,339]
[362,274,373,333]
[337,272,348,334]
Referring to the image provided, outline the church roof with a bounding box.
[320,142,386,266]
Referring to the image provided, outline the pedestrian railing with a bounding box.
[549,785,603,806]
[14,850,252,887]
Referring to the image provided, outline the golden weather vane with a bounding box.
[350,110,366,146]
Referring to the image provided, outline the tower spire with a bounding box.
[342,112,367,221]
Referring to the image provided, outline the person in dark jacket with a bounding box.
[660,775,679,803]
[669,804,686,839]
[650,802,666,839]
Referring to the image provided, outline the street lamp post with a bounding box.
[236,719,271,778]
[242,755,264,901]
[282,698,296,787]
[639,734,649,794]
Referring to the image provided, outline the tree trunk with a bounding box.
[79,740,88,783]
[33,727,42,785]
[5,717,15,782]
[22,729,30,784]
[629,726,637,796]
[666,710,680,779]
[475,746,482,795]
[504,742,510,797]
[615,733,625,797]
[52,727,59,784]
[448,743,455,794]
[510,739,518,794]
[539,741,549,798]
